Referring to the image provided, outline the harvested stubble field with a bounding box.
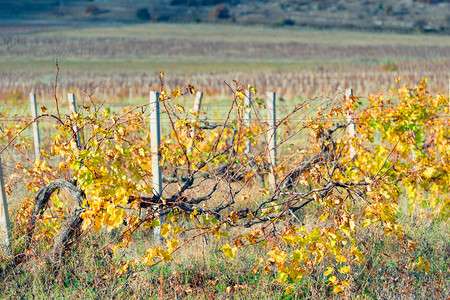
[1,23,449,104]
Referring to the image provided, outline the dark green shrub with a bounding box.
[200,0,227,5]
[275,18,295,26]
[170,0,187,5]
[85,4,100,16]
[209,4,230,19]
[414,19,427,32]
[156,14,171,22]
[136,8,151,21]
[383,4,392,15]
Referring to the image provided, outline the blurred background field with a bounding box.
[1,22,449,109]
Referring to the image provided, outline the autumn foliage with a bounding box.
[1,75,448,296]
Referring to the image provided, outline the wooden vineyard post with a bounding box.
[244,89,251,154]
[246,90,265,188]
[0,156,11,255]
[188,91,203,153]
[345,89,356,159]
[267,92,277,189]
[193,91,203,117]
[67,93,81,149]
[29,93,41,162]
[150,91,164,243]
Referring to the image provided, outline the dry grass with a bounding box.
[1,178,448,299]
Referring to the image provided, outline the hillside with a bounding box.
[0,0,449,34]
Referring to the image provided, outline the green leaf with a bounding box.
[255,97,266,108]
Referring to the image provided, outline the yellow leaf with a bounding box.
[341,228,351,238]
[423,167,438,179]
[324,267,333,277]
[293,250,304,261]
[414,256,431,274]
[319,211,329,221]
[171,226,185,235]
[171,87,181,98]
[328,275,338,285]
[338,266,350,274]
[248,85,258,94]
[187,84,196,95]
[93,218,102,231]
[142,249,154,265]
[362,218,371,227]
[221,243,237,259]
[333,285,344,293]
[58,161,67,171]
[159,249,173,262]
[285,284,295,295]
[81,219,91,231]
[161,223,171,239]
[277,272,288,282]
[113,208,125,226]
[351,246,365,263]
[143,219,160,228]
[336,254,347,263]
[236,91,245,100]
[174,103,185,113]
[166,238,179,252]
[190,209,198,220]
[283,235,295,246]
[112,244,121,256]
[141,160,151,171]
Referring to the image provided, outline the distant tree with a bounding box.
[274,18,295,26]
[85,4,100,16]
[414,19,428,32]
[200,0,229,5]
[187,0,199,6]
[136,8,151,21]
[170,0,187,5]
[382,4,393,15]
[210,4,230,19]
[416,0,446,4]
[183,0,232,6]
